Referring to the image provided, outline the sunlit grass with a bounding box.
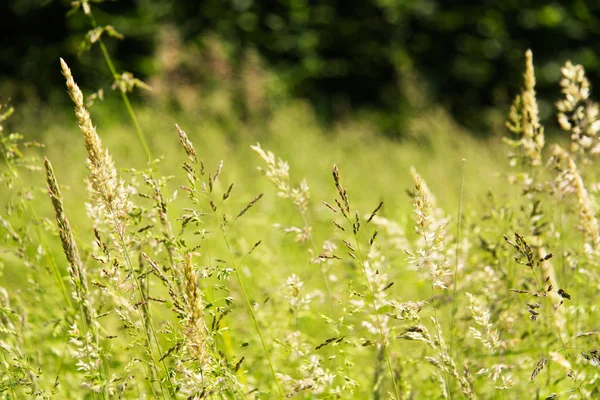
[2,51,600,399]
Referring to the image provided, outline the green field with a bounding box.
[2,38,600,400]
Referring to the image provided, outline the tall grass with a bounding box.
[2,43,600,400]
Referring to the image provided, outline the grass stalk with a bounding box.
[354,240,401,399]
[116,227,176,398]
[216,210,283,397]
[449,158,466,355]
[86,10,153,161]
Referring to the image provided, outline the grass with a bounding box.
[2,47,600,400]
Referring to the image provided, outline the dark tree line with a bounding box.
[3,0,600,134]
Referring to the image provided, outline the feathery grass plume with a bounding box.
[465,293,503,354]
[251,143,310,213]
[556,61,600,158]
[282,274,315,314]
[60,58,131,246]
[405,170,480,398]
[475,364,514,391]
[0,103,27,245]
[409,167,445,219]
[550,144,600,252]
[251,142,340,332]
[355,245,395,357]
[406,171,450,290]
[520,49,544,166]
[182,253,210,364]
[67,321,105,393]
[505,50,545,169]
[398,318,476,399]
[176,124,198,164]
[145,251,240,396]
[430,318,477,400]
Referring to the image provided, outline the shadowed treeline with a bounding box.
[3,0,600,135]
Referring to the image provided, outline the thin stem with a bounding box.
[354,240,401,400]
[300,210,336,318]
[529,268,584,399]
[219,227,284,397]
[115,226,174,398]
[449,158,466,355]
[87,10,153,161]
[207,188,281,395]
[430,285,452,399]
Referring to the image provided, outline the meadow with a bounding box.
[2,27,600,400]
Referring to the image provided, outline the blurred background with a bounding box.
[4,0,600,139]
[3,0,600,219]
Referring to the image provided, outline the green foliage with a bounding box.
[5,0,600,134]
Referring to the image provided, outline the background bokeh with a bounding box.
[4,0,600,136]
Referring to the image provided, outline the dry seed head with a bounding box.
[290,178,310,212]
[251,142,290,195]
[251,143,310,211]
[184,253,200,320]
[45,157,93,325]
[44,157,82,276]
[176,124,198,164]
[530,357,547,381]
[332,164,350,213]
[412,174,433,231]
[521,50,545,166]
[556,61,600,155]
[410,167,440,212]
[210,160,224,192]
[523,50,538,122]
[466,292,503,353]
[60,58,131,228]
[505,50,545,169]
[408,170,450,290]
[551,144,600,250]
[183,253,209,363]
[237,193,264,218]
[367,201,383,224]
[60,58,103,164]
[506,95,522,135]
